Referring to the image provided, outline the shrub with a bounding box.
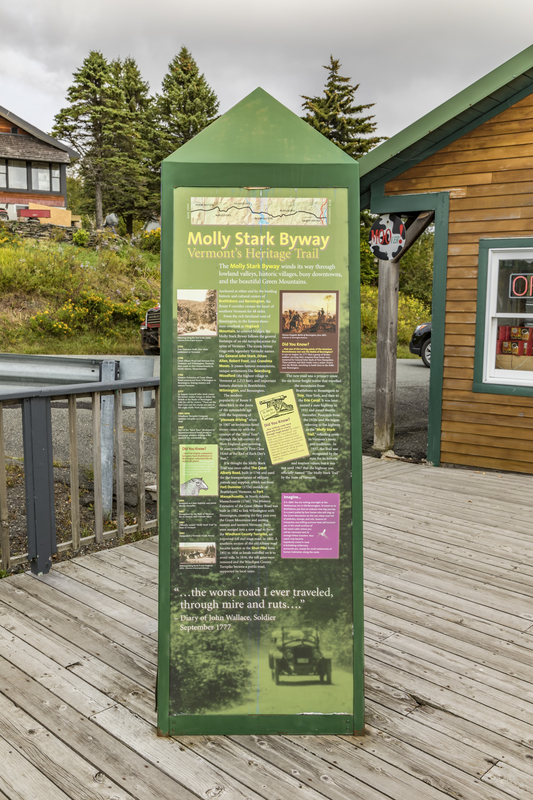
[139,227,161,253]
[28,290,150,337]
[360,285,430,346]
[0,224,22,248]
[72,228,90,247]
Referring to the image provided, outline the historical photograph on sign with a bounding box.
[280,291,340,373]
[179,444,219,497]
[268,627,333,685]
[179,542,217,567]
[177,289,218,336]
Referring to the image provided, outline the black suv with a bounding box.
[409,322,432,367]
[268,627,332,684]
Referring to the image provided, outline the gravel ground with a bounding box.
[361,358,430,461]
[3,457,157,574]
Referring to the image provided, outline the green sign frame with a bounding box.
[157,89,364,736]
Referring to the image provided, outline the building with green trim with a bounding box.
[359,44,533,474]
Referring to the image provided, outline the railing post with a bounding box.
[136,387,146,532]
[22,397,56,574]
[100,360,117,519]
[92,391,103,543]
[68,395,80,550]
[114,388,125,538]
[0,403,10,570]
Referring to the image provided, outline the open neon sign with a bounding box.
[509,274,533,298]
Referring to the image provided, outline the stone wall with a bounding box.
[1,220,99,246]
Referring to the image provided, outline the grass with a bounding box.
[0,230,159,355]
[0,228,430,358]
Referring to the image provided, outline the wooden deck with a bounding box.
[1,455,533,799]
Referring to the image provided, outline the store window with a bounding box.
[482,244,533,387]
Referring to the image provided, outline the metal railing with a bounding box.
[0,377,160,575]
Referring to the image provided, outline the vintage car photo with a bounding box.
[268,626,333,684]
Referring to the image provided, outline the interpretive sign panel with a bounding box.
[165,186,355,728]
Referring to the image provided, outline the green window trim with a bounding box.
[474,237,533,397]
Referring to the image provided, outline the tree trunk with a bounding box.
[95,181,104,229]
[125,214,133,236]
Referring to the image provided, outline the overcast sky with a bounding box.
[2,1,533,145]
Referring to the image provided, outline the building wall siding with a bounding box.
[0,116,30,135]
[385,93,533,473]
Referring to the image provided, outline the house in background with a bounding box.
[360,43,533,475]
[0,105,78,225]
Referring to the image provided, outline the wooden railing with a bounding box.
[0,378,160,574]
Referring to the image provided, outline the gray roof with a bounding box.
[0,133,71,163]
[0,105,79,162]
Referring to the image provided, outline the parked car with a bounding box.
[140,303,160,355]
[409,321,432,367]
[268,627,332,685]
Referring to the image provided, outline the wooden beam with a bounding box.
[374,211,434,452]
[374,258,400,452]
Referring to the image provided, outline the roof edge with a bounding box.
[359,43,533,178]
[0,105,80,161]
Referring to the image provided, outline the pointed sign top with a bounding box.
[164,87,355,166]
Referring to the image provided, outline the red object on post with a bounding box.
[17,209,51,218]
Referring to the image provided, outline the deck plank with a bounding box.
[0,692,134,800]
[1,459,533,799]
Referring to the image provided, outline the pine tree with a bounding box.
[302,56,385,159]
[106,56,157,234]
[154,46,219,162]
[53,52,126,228]
[53,52,157,232]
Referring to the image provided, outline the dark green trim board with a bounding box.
[369,184,450,467]
[157,88,365,737]
[168,714,354,736]
[359,44,533,207]
[474,237,533,397]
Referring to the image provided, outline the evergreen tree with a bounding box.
[154,46,219,162]
[106,56,157,234]
[54,52,157,232]
[53,52,127,228]
[302,56,385,159]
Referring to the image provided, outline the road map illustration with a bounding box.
[191,197,328,226]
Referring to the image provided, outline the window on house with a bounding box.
[7,160,27,190]
[483,246,533,386]
[32,162,51,191]
[51,163,60,192]
[0,160,61,192]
